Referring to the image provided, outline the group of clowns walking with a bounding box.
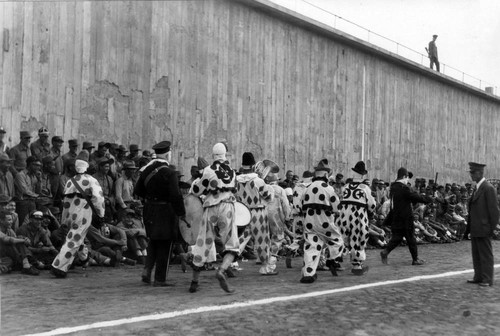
[46,140,388,292]
[186,142,377,293]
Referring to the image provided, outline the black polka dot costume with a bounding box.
[301,177,344,277]
[236,173,274,274]
[190,161,239,268]
[52,174,105,272]
[337,181,376,268]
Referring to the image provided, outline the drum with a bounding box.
[234,202,251,227]
[180,194,204,245]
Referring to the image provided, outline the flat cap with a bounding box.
[116,145,128,152]
[468,162,486,172]
[52,136,64,143]
[129,144,141,151]
[97,141,110,149]
[68,139,79,147]
[20,131,31,139]
[82,141,95,149]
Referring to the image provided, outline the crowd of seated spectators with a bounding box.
[2,125,500,277]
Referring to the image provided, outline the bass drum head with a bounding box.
[234,202,251,227]
[181,195,204,245]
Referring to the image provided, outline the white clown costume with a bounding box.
[51,153,105,276]
[187,143,239,293]
[265,173,291,272]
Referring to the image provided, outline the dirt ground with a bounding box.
[2,240,500,336]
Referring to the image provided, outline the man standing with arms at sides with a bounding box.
[30,128,51,161]
[427,34,440,72]
[9,131,32,173]
[134,141,185,287]
[380,167,433,266]
[62,139,79,173]
[466,162,499,287]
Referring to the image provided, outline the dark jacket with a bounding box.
[389,181,432,229]
[134,160,185,240]
[468,180,499,237]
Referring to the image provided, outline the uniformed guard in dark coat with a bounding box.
[466,162,499,287]
[134,141,185,286]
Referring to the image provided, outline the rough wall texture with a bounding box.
[1,0,499,184]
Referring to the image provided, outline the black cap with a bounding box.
[152,141,171,154]
[468,162,486,172]
[52,136,64,143]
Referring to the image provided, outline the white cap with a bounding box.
[212,143,226,155]
[212,143,227,161]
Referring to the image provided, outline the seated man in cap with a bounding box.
[127,144,141,164]
[9,131,32,172]
[16,210,58,270]
[86,218,134,266]
[14,156,42,225]
[30,128,51,161]
[337,161,376,275]
[0,153,15,200]
[114,145,128,175]
[115,160,140,221]
[0,210,40,275]
[93,157,116,222]
[116,208,148,264]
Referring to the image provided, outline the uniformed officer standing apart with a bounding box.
[466,162,499,287]
[134,141,186,287]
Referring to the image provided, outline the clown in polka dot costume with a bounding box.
[187,143,239,293]
[299,159,344,283]
[51,155,105,277]
[336,161,376,275]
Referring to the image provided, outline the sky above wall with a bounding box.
[269,0,500,95]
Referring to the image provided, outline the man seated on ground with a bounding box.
[368,218,387,248]
[115,160,139,221]
[0,210,40,275]
[16,210,58,269]
[444,194,467,240]
[115,208,148,264]
[86,218,135,266]
[0,196,19,232]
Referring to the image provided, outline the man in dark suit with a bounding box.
[380,167,433,265]
[467,162,499,287]
[134,141,186,287]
